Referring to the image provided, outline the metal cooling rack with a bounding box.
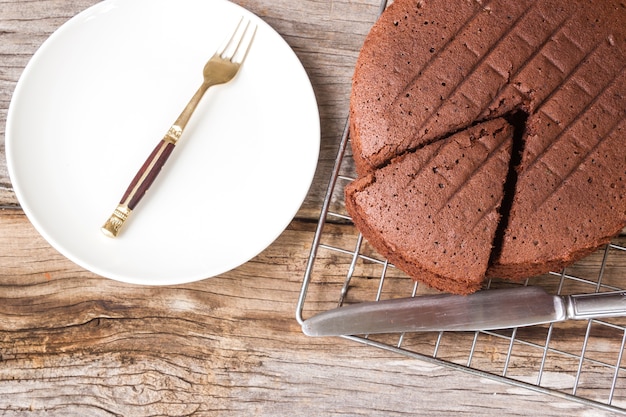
[296,1,626,412]
[296,100,626,417]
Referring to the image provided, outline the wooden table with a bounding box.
[1,1,624,415]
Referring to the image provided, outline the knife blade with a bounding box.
[301,287,626,337]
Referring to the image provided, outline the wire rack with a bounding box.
[296,1,626,412]
[296,0,626,403]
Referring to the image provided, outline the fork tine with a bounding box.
[217,18,257,64]
[228,20,256,64]
[216,17,243,57]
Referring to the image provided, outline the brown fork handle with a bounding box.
[101,139,176,237]
[123,140,175,210]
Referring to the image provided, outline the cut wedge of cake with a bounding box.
[345,119,513,295]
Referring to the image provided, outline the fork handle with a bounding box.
[101,135,177,237]
[101,83,211,238]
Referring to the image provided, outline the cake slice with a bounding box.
[345,119,513,294]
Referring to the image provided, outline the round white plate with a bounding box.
[6,0,319,285]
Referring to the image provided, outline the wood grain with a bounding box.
[0,210,619,416]
[1,1,625,416]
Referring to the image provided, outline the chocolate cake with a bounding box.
[346,119,513,294]
[348,0,626,293]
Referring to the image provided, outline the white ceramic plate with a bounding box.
[6,0,319,285]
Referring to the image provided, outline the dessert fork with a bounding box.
[102,18,257,237]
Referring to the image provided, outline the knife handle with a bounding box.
[567,290,626,320]
[101,129,179,238]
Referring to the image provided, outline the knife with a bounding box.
[301,287,626,336]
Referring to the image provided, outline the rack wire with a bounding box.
[296,1,626,408]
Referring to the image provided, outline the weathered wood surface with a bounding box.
[1,1,625,416]
[2,210,623,417]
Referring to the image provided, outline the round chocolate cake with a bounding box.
[347,0,626,294]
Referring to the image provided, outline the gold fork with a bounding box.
[102,18,257,238]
